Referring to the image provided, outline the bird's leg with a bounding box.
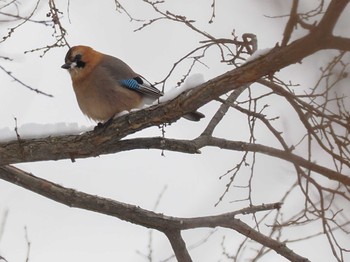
[94,117,113,131]
[93,123,103,131]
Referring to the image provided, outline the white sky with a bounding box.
[0,1,349,261]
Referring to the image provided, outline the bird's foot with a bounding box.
[93,117,113,131]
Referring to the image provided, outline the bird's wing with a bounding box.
[119,76,163,98]
[101,55,163,98]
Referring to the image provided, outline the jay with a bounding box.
[61,45,204,123]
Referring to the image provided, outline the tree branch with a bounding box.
[202,85,248,136]
[1,133,348,186]
[317,0,350,34]
[0,165,308,262]
[165,230,192,262]
[325,36,350,51]
[202,136,350,186]
[281,0,299,46]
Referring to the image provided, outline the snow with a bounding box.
[114,110,130,117]
[157,73,205,104]
[182,73,205,91]
[0,122,91,142]
[244,48,272,64]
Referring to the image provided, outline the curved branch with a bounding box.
[0,135,200,165]
[0,165,309,262]
[317,0,350,34]
[1,132,348,186]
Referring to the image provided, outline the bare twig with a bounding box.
[0,209,8,244]
[0,0,41,43]
[0,64,53,97]
[24,226,31,262]
[24,0,70,56]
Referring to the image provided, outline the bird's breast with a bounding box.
[72,76,143,122]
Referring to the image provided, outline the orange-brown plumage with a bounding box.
[64,46,104,83]
[62,46,147,122]
[62,45,204,123]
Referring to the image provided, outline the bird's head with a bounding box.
[61,45,101,78]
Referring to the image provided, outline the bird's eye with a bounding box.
[74,54,82,62]
[72,54,86,68]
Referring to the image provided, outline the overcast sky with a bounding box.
[0,1,348,261]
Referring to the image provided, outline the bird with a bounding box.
[61,45,204,124]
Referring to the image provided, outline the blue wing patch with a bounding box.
[120,79,140,90]
[119,77,163,98]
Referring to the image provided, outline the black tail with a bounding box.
[183,111,205,122]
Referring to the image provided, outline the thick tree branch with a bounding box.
[317,0,349,34]
[1,133,348,186]
[165,230,192,262]
[0,136,201,165]
[325,36,350,51]
[0,165,308,262]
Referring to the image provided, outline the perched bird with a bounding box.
[61,45,204,123]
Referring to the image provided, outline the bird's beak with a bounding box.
[61,63,71,69]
